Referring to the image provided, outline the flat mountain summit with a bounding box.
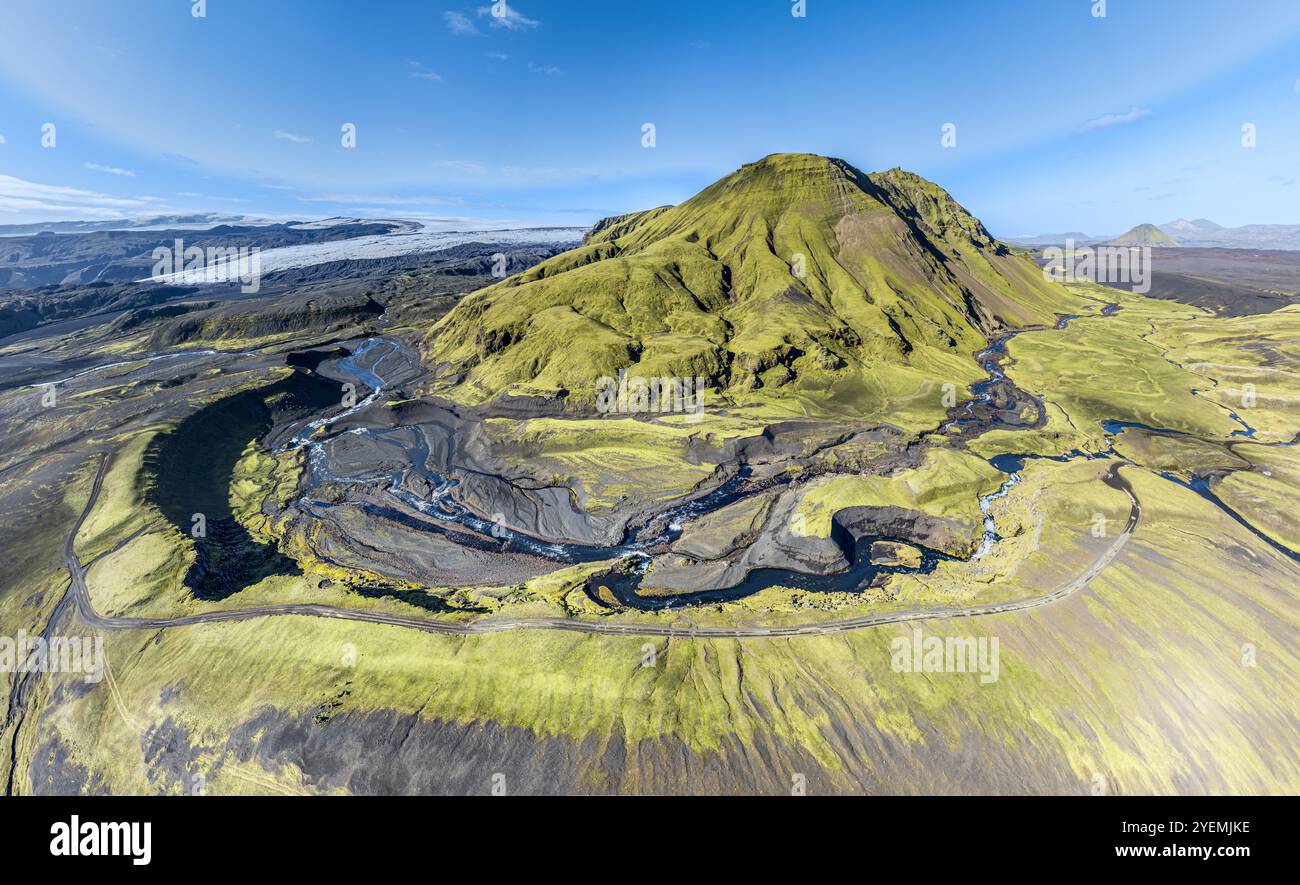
[423,153,1083,412]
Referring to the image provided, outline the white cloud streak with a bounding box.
[84,161,136,177]
[0,173,161,218]
[1078,106,1152,132]
[408,61,444,82]
[444,11,479,36]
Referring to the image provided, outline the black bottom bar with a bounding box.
[0,795,1284,871]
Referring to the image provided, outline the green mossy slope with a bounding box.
[423,154,1087,416]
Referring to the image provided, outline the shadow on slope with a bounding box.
[143,369,339,600]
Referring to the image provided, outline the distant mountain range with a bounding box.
[1162,218,1223,235]
[1010,218,1300,251]
[0,213,288,236]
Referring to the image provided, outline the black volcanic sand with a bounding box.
[1066,247,1300,316]
[27,701,1084,796]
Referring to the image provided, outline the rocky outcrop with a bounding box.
[833,506,975,557]
[870,540,924,568]
[643,486,850,593]
[641,484,977,595]
[453,471,622,546]
[671,493,774,560]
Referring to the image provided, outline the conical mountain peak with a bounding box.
[423,154,1087,416]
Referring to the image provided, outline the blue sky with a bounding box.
[1,0,1298,235]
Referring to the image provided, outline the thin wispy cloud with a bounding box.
[84,162,136,177]
[478,2,537,30]
[444,10,479,36]
[528,62,562,76]
[498,164,609,183]
[1078,106,1152,133]
[176,191,249,203]
[431,159,490,175]
[0,173,160,218]
[0,133,6,144]
[298,192,461,206]
[273,129,312,143]
[486,51,509,60]
[408,61,443,81]
[421,160,613,184]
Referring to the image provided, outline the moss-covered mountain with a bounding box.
[422,153,1086,415]
[1110,223,1180,247]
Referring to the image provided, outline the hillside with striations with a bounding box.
[422,153,1087,415]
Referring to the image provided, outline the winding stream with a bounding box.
[286,308,1300,609]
